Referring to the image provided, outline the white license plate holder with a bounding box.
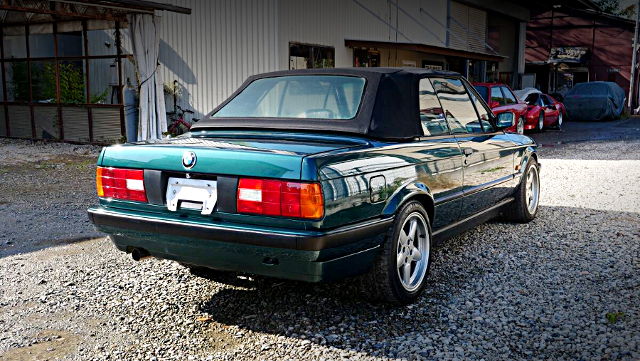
[166,177,217,215]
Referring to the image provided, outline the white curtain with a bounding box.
[128,13,167,141]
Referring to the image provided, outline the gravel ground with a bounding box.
[0,138,102,257]
[1,130,639,360]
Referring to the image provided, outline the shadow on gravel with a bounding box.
[193,233,488,357]
[192,205,640,357]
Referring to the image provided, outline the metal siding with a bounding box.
[151,0,447,118]
[450,1,486,53]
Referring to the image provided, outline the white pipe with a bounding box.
[628,1,640,112]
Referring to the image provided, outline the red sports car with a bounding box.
[472,83,528,134]
[522,93,565,132]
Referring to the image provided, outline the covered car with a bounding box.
[563,82,625,121]
[514,87,541,100]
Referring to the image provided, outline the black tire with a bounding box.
[535,113,544,132]
[359,201,432,305]
[504,158,540,223]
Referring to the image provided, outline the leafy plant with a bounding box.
[90,87,109,104]
[8,62,30,101]
[606,311,625,324]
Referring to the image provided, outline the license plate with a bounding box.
[166,177,217,215]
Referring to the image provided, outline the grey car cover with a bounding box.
[563,81,625,121]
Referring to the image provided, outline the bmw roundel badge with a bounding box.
[182,151,197,169]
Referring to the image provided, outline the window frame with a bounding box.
[462,77,497,133]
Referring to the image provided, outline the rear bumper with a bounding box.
[88,207,391,282]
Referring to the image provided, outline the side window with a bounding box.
[431,78,483,134]
[542,95,554,107]
[467,83,495,133]
[491,86,505,105]
[502,86,517,104]
[418,78,449,136]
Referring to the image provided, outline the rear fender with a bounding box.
[381,180,435,223]
[515,146,538,182]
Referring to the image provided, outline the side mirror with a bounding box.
[491,101,500,108]
[496,112,515,129]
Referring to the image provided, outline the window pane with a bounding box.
[31,61,57,102]
[525,93,539,106]
[213,76,365,119]
[289,44,334,69]
[86,29,118,56]
[59,61,87,104]
[3,26,27,59]
[418,79,449,136]
[29,24,55,58]
[431,78,483,134]
[502,86,517,104]
[57,28,84,57]
[490,86,504,105]
[474,85,489,103]
[88,58,120,104]
[5,61,30,102]
[467,84,494,132]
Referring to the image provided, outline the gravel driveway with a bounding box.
[1,125,639,360]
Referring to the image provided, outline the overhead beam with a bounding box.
[0,4,127,21]
[345,39,506,62]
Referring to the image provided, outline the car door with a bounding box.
[416,77,464,230]
[431,77,517,220]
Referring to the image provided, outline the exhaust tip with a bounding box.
[131,247,151,261]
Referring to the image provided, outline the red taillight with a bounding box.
[237,178,323,219]
[96,166,147,203]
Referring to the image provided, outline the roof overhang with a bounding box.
[345,39,506,63]
[0,0,190,24]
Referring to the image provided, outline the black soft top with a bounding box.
[191,67,461,140]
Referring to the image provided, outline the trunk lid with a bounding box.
[100,131,368,180]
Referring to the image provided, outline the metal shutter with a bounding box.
[450,2,487,53]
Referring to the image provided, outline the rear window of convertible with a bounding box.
[212,75,366,120]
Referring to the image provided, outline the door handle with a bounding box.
[463,148,474,156]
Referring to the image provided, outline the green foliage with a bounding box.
[90,87,110,104]
[52,63,85,104]
[9,61,86,104]
[8,62,30,101]
[594,0,636,19]
[606,311,625,323]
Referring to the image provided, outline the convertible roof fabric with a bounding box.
[191,67,461,140]
[563,81,625,121]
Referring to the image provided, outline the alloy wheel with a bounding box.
[396,212,430,292]
[538,113,544,131]
[525,165,540,215]
[558,112,563,128]
[517,117,524,134]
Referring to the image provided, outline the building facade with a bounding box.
[0,0,530,143]
[525,6,637,101]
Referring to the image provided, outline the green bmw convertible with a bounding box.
[88,68,540,305]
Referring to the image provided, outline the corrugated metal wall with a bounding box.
[449,1,487,53]
[155,0,447,119]
[157,0,279,119]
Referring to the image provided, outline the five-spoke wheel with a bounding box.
[396,212,429,292]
